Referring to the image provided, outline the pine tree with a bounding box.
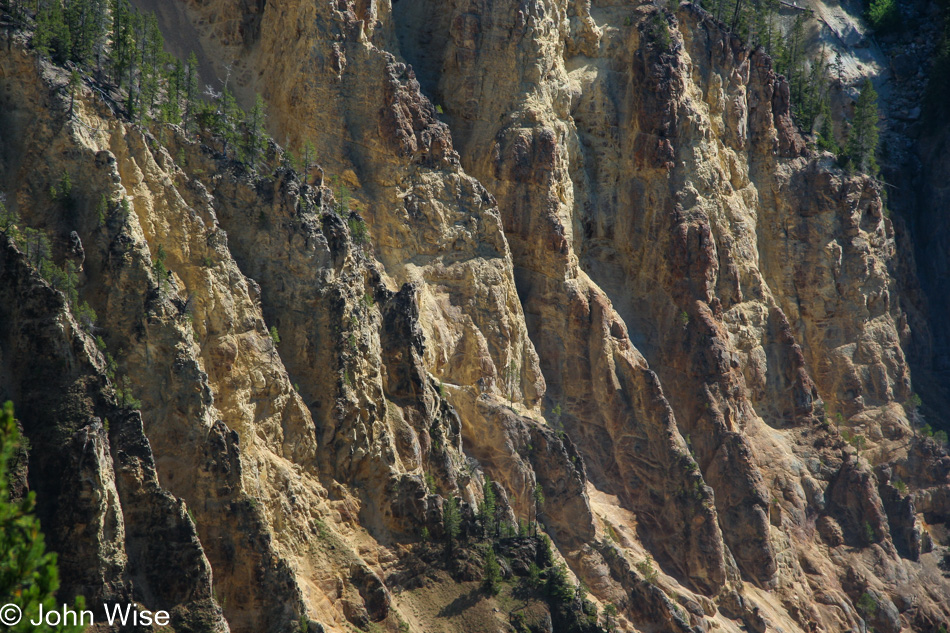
[66,0,107,66]
[846,79,880,174]
[482,546,501,595]
[111,0,137,90]
[603,603,619,632]
[302,139,317,172]
[68,67,80,116]
[479,476,497,539]
[750,0,777,54]
[184,52,200,130]
[34,0,70,63]
[243,93,268,168]
[159,57,184,125]
[867,0,900,32]
[442,495,460,546]
[816,97,839,154]
[0,401,86,633]
[138,13,164,119]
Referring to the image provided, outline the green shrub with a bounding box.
[153,244,168,294]
[0,401,87,633]
[857,591,878,617]
[348,217,368,245]
[866,0,900,33]
[649,11,671,50]
[635,558,659,583]
[115,375,142,410]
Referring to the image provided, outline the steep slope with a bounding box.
[1,0,950,632]
[392,0,950,628]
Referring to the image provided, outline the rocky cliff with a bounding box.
[1,0,949,632]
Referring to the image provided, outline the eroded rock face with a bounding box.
[2,0,950,632]
[0,235,226,631]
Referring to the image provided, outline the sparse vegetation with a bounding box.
[857,591,878,618]
[545,561,575,603]
[532,483,545,535]
[603,603,619,632]
[866,0,900,33]
[841,428,866,452]
[0,204,97,330]
[443,495,461,546]
[648,11,671,51]
[348,216,368,246]
[635,557,659,584]
[482,546,502,595]
[333,176,350,216]
[115,374,141,410]
[479,475,497,538]
[269,325,280,346]
[844,80,880,175]
[152,244,168,294]
[0,400,87,633]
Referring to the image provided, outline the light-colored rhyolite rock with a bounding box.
[2,0,950,631]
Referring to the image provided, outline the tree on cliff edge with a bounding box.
[846,79,880,175]
[0,401,84,633]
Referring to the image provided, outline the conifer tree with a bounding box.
[65,0,107,66]
[68,67,80,116]
[846,79,880,174]
[110,0,135,87]
[138,13,163,118]
[482,546,501,595]
[0,401,86,633]
[244,93,268,168]
[442,495,460,547]
[34,0,70,63]
[816,98,839,154]
[184,52,200,129]
[479,476,496,539]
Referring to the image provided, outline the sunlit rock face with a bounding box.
[1,0,949,631]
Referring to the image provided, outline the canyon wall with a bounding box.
[1,0,950,631]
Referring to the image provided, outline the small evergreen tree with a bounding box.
[184,52,200,129]
[532,483,545,534]
[603,602,619,632]
[34,0,71,62]
[0,196,17,235]
[479,476,497,539]
[866,0,900,33]
[443,495,460,546]
[846,79,880,174]
[302,139,317,175]
[545,562,574,603]
[816,98,839,154]
[244,93,268,168]
[482,546,501,595]
[0,401,86,633]
[68,68,81,116]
